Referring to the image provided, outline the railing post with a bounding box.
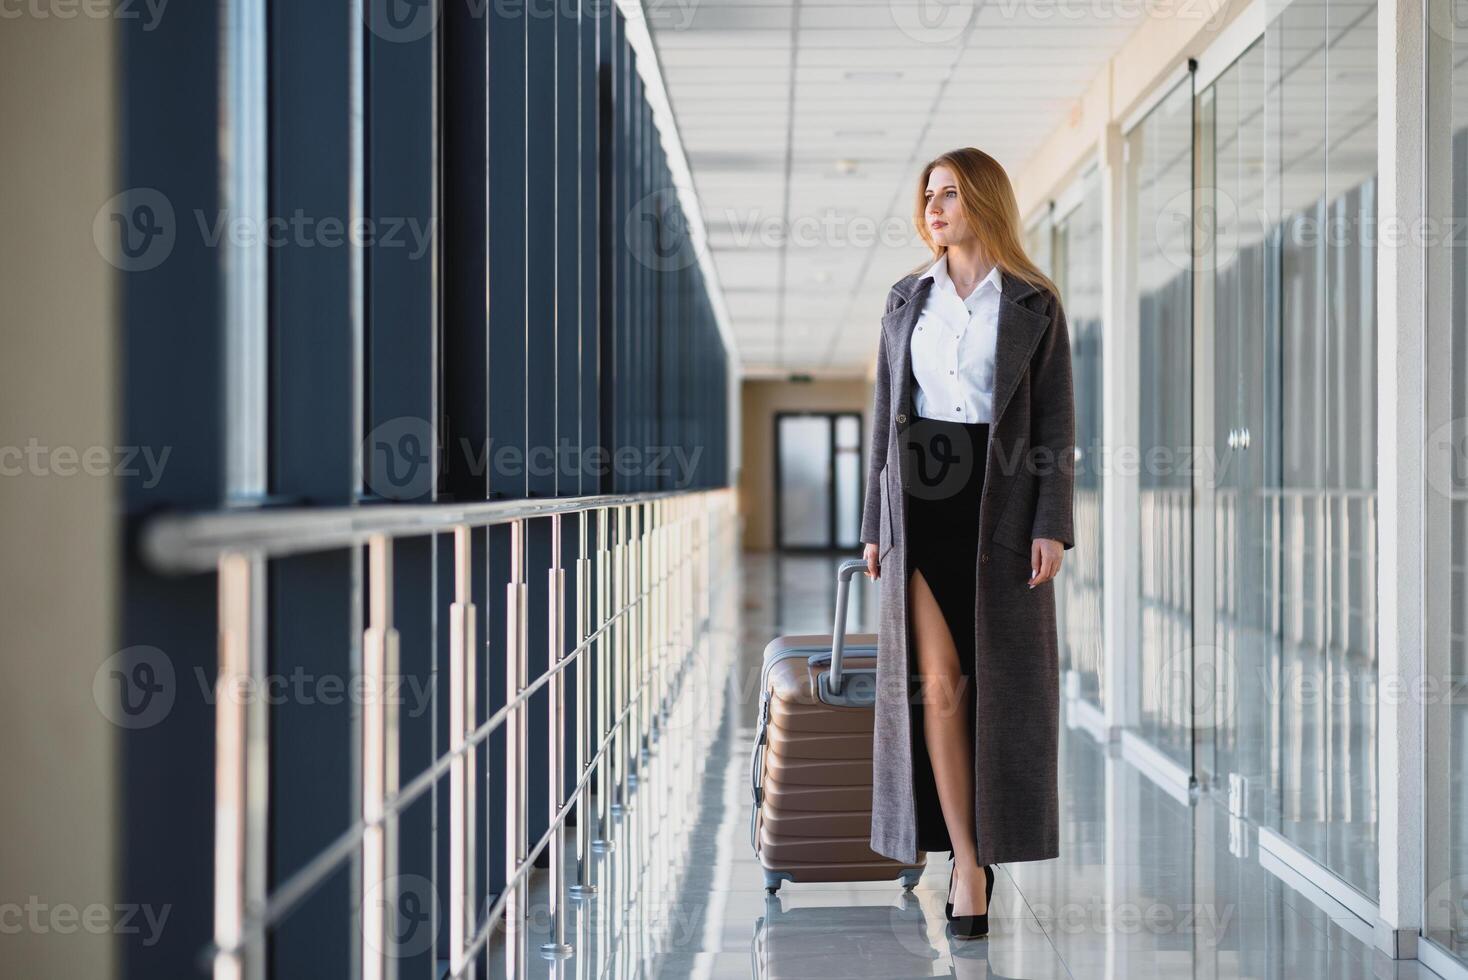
[214,553,265,980]
[540,513,573,960]
[610,507,630,816]
[504,518,528,976]
[627,503,644,788]
[569,508,598,897]
[362,535,400,980]
[592,508,614,851]
[449,526,477,980]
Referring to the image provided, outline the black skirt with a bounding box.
[901,413,989,854]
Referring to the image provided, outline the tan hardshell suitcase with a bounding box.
[750,558,927,893]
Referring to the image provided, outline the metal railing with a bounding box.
[142,486,738,980]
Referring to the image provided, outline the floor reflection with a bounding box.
[489,550,1448,980]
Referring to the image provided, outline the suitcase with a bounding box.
[750,557,927,893]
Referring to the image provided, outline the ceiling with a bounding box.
[645,0,1144,376]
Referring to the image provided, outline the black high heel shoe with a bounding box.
[949,863,995,940]
[945,851,955,920]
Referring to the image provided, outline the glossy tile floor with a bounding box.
[491,550,1451,980]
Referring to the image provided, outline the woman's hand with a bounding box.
[863,543,881,580]
[1030,538,1063,588]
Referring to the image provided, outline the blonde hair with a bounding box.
[911,147,1058,300]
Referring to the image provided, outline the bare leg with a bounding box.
[908,568,988,917]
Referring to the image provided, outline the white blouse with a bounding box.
[910,254,1003,423]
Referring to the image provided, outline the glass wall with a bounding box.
[1053,168,1106,712]
[1196,0,1380,901]
[1127,76,1195,769]
[1273,0,1380,898]
[1425,0,1468,962]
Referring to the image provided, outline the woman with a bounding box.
[859,147,1076,941]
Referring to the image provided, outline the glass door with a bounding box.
[1199,39,1279,827]
[1127,74,1196,775]
[1053,169,1106,714]
[774,411,863,551]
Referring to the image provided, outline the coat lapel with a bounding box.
[880,274,930,424]
[882,266,1051,431]
[989,272,1052,426]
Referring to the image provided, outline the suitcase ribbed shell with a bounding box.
[752,633,926,886]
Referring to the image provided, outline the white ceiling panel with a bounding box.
[646,0,1144,373]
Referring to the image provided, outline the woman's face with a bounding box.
[924,165,973,248]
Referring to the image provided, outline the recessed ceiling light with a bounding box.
[834,158,859,175]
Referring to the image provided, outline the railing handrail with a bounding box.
[141,486,722,573]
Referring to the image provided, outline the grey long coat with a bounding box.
[860,267,1076,867]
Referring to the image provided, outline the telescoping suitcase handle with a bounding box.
[829,557,872,695]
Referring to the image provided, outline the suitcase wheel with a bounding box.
[763,870,793,894]
[898,867,924,891]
